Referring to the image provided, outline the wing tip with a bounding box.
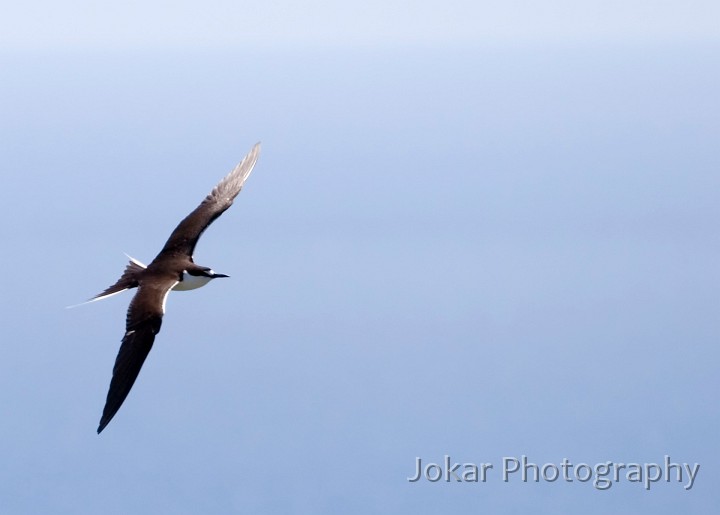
[97,415,110,434]
[97,407,115,434]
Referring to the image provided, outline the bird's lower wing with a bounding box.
[97,318,162,433]
[97,280,177,434]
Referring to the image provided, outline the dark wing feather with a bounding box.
[158,142,260,258]
[97,278,177,433]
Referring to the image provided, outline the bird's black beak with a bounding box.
[213,273,230,279]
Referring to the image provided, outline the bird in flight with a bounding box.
[88,143,260,433]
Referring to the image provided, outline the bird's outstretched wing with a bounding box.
[158,142,261,258]
[97,278,178,433]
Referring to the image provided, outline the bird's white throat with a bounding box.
[172,271,213,291]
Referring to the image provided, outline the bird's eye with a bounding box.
[207,269,214,276]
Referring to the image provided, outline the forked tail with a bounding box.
[67,255,147,308]
[93,256,146,301]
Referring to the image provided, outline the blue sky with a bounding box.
[1,1,719,513]
[2,1,720,49]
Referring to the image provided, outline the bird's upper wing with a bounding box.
[97,277,178,433]
[158,142,260,258]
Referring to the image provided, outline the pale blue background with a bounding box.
[1,1,718,513]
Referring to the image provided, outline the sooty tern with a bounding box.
[89,143,260,433]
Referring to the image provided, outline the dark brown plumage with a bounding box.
[95,143,260,433]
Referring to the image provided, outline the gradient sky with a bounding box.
[3,1,720,49]
[1,1,718,514]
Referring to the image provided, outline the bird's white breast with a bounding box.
[172,271,212,291]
